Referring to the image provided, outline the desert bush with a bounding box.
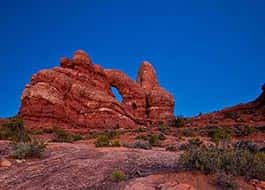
[135,134,148,141]
[207,127,232,144]
[95,135,110,147]
[126,140,152,150]
[110,140,121,147]
[157,122,170,134]
[148,134,160,146]
[182,128,194,137]
[175,116,186,128]
[180,146,225,174]
[111,170,127,182]
[234,125,255,137]
[180,138,203,151]
[43,128,54,134]
[215,173,238,190]
[53,129,74,143]
[249,152,265,180]
[0,118,30,142]
[134,127,147,133]
[104,129,120,139]
[135,134,161,146]
[10,139,46,159]
[72,134,83,141]
[166,144,177,152]
[234,141,259,153]
[179,144,265,180]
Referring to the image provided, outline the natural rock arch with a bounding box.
[19,50,175,132]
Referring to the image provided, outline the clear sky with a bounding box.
[0,0,264,118]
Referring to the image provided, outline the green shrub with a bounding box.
[175,116,186,128]
[0,118,30,142]
[111,140,121,147]
[43,128,54,134]
[207,127,232,144]
[182,128,194,137]
[10,139,47,159]
[29,129,44,135]
[234,125,255,137]
[95,135,110,147]
[52,129,83,142]
[53,129,74,143]
[111,170,127,182]
[179,144,265,180]
[148,134,160,146]
[249,152,265,180]
[104,129,120,139]
[158,122,170,134]
[166,145,177,152]
[134,127,147,133]
[180,138,203,151]
[215,173,238,190]
[135,134,161,146]
[72,134,83,141]
[127,140,152,150]
[234,141,259,153]
[180,146,224,174]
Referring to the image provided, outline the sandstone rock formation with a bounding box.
[19,50,175,132]
[189,84,265,128]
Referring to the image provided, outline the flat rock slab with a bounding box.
[0,142,180,190]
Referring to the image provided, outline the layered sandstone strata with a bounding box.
[19,50,175,132]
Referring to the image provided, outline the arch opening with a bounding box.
[111,86,123,103]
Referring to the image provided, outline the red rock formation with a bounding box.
[19,50,175,132]
[189,84,265,128]
[137,61,175,124]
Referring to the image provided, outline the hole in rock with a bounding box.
[111,87,123,103]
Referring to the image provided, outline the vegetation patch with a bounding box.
[206,127,232,144]
[157,122,170,134]
[52,129,82,143]
[215,173,238,190]
[166,144,177,152]
[234,125,256,137]
[135,133,161,146]
[110,170,127,182]
[179,143,265,180]
[133,127,147,133]
[182,128,194,137]
[0,118,30,142]
[125,140,152,150]
[180,138,203,151]
[95,135,111,147]
[110,140,121,147]
[174,116,186,128]
[10,139,47,159]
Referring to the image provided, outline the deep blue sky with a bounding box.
[0,0,264,118]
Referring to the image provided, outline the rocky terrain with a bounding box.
[189,84,265,128]
[0,50,264,190]
[0,141,260,190]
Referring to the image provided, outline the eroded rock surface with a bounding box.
[20,50,175,132]
[189,84,265,128]
[0,142,180,190]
